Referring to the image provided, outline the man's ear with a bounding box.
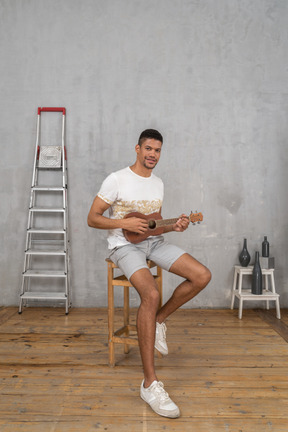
[135,144,140,153]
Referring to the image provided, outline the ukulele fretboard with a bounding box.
[155,218,179,227]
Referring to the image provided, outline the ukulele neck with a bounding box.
[155,217,179,228]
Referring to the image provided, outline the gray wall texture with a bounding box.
[1,0,288,309]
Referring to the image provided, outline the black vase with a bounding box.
[239,238,251,267]
[262,236,269,257]
[252,251,262,295]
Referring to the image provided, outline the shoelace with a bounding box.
[150,381,170,401]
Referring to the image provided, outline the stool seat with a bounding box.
[106,258,163,367]
[231,265,281,319]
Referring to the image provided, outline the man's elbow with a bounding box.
[87,214,94,228]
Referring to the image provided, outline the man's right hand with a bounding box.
[122,216,148,234]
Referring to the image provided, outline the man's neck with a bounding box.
[129,163,152,178]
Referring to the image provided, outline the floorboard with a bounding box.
[0,307,288,431]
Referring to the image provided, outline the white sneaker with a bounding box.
[140,380,180,418]
[155,322,168,355]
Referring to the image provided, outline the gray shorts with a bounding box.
[109,236,186,280]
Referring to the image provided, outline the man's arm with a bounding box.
[87,196,149,234]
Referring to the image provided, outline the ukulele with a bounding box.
[122,211,203,244]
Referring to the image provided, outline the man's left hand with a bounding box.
[173,214,189,232]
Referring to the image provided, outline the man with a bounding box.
[87,129,211,418]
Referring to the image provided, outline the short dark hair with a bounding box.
[138,129,163,146]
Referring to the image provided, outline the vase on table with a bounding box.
[239,238,251,267]
[252,251,262,295]
[262,236,269,257]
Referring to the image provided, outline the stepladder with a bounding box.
[19,107,71,314]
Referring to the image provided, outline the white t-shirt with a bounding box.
[97,167,164,249]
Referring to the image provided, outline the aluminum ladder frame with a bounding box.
[19,107,71,314]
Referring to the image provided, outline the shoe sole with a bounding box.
[140,394,180,418]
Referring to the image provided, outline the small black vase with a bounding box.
[262,236,269,257]
[239,238,251,267]
[252,251,262,295]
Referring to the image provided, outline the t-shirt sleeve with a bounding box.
[97,173,118,205]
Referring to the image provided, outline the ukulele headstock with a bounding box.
[189,211,203,224]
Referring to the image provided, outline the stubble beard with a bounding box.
[144,159,157,170]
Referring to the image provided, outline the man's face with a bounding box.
[136,138,162,170]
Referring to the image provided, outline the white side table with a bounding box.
[231,265,281,319]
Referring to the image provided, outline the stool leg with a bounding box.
[124,286,130,354]
[265,275,269,310]
[237,272,243,319]
[107,264,115,367]
[157,265,163,309]
[231,270,238,309]
[239,297,243,319]
[275,298,281,319]
[270,272,281,319]
[270,273,276,293]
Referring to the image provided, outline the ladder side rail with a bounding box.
[61,113,66,189]
[64,188,70,260]
[64,274,69,314]
[63,211,66,232]
[63,224,70,309]
[63,166,71,307]
[25,205,35,252]
[22,249,29,274]
[63,189,66,212]
[65,189,69,234]
[31,113,41,188]
[22,251,32,296]
[29,111,40,228]
[61,109,69,306]
[64,250,68,275]
[24,222,31,251]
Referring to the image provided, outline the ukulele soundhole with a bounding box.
[148,220,157,229]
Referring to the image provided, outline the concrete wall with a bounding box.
[1,0,288,308]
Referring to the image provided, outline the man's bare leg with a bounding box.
[130,268,160,388]
[156,253,211,324]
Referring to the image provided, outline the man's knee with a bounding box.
[185,264,211,290]
[141,286,160,308]
[197,266,212,288]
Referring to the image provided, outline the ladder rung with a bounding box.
[31,239,65,245]
[20,292,67,300]
[29,207,65,212]
[23,270,66,277]
[25,248,66,255]
[36,166,62,171]
[32,186,64,191]
[28,228,65,234]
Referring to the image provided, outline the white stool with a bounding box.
[231,265,281,319]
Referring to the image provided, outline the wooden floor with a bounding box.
[1,307,288,431]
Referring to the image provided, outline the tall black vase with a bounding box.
[262,236,269,257]
[252,251,262,295]
[239,238,251,267]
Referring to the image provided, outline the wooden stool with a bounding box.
[231,265,281,319]
[106,258,163,367]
